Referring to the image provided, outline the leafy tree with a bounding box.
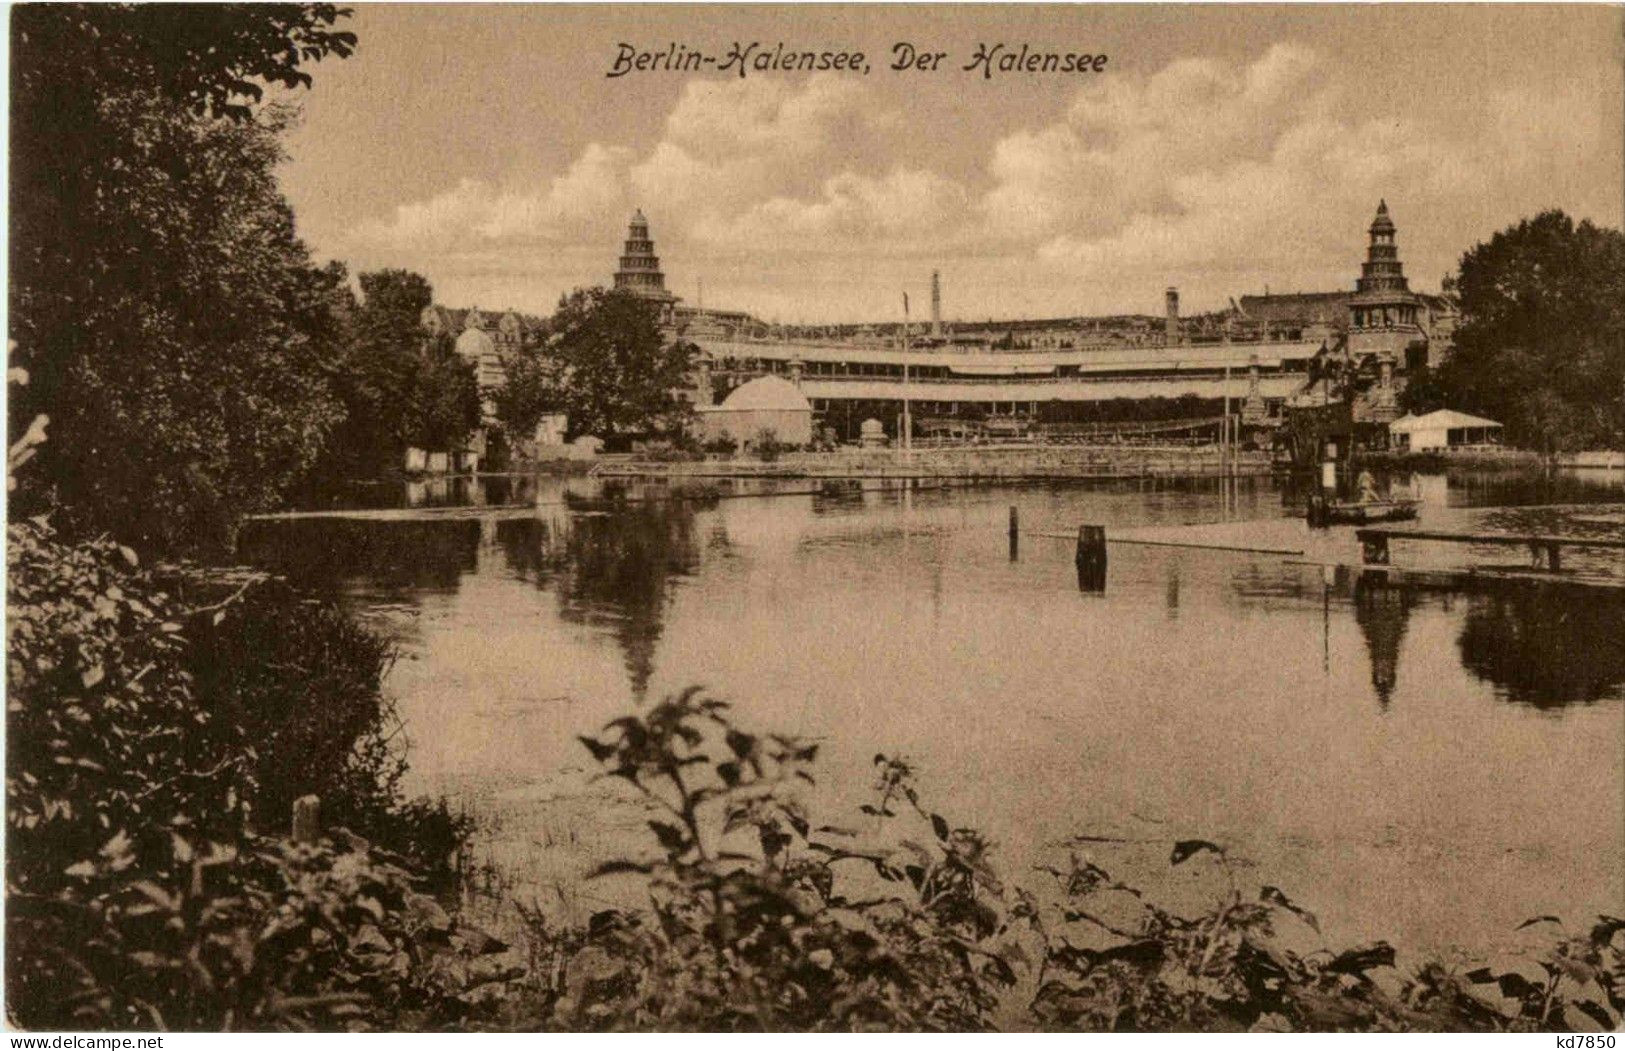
[492,340,564,443]
[403,332,482,453]
[1403,211,1625,451]
[541,287,698,448]
[319,270,480,477]
[9,4,357,552]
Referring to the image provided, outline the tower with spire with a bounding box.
[614,209,677,305]
[1349,200,1420,334]
[1347,200,1425,420]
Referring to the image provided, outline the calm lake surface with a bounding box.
[240,468,1625,959]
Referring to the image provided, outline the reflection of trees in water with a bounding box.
[237,518,479,592]
[1457,589,1625,708]
[1449,469,1623,509]
[497,501,701,701]
[375,474,541,510]
[1353,578,1415,709]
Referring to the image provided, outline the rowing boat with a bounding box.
[1307,496,1420,526]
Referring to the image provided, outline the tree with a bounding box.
[9,4,357,552]
[492,340,563,442]
[540,288,698,448]
[319,270,478,478]
[403,333,482,453]
[1403,211,1625,451]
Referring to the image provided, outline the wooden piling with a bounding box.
[292,794,321,844]
[1076,524,1107,592]
[1009,505,1019,561]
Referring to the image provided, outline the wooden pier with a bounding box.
[1355,527,1625,573]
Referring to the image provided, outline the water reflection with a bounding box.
[1352,577,1415,709]
[497,502,702,701]
[1457,588,1625,708]
[238,517,479,592]
[1225,559,1625,711]
[1447,468,1624,509]
[235,471,1623,958]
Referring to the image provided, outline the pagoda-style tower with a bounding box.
[1349,200,1419,333]
[1347,200,1423,421]
[613,209,676,304]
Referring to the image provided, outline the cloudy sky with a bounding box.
[278,4,1623,322]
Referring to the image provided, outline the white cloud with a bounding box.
[347,143,634,253]
[330,44,1622,318]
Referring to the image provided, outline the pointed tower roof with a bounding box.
[614,209,676,303]
[1370,199,1395,233]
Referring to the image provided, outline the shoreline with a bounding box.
[585,444,1277,480]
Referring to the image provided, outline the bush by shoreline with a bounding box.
[5,519,488,1029]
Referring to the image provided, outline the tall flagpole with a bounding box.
[902,291,912,455]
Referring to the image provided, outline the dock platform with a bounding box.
[1354,526,1625,576]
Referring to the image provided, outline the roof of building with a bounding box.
[716,375,812,413]
[424,304,548,335]
[1390,409,1502,432]
[1237,292,1351,326]
[1370,199,1395,233]
[454,326,495,358]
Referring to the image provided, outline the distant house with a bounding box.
[1389,410,1503,452]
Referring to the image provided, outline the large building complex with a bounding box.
[426,202,1456,445]
[681,201,1455,441]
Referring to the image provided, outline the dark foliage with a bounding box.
[318,270,482,480]
[11,4,356,124]
[182,578,473,877]
[9,4,358,552]
[506,288,696,449]
[1403,211,1625,451]
[6,518,480,1029]
[491,337,562,447]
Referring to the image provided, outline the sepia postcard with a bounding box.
[6,1,1624,1039]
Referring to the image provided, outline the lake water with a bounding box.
[239,468,1625,960]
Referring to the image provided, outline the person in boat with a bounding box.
[1356,468,1381,503]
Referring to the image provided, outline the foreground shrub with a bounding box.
[520,688,1017,1030]
[5,519,479,1029]
[183,580,472,879]
[505,689,1624,1033]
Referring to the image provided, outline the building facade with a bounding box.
[419,201,1456,447]
[680,203,1455,441]
[421,304,548,394]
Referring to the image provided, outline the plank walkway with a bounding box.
[1355,526,1625,572]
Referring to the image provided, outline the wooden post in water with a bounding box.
[1008,505,1019,561]
[1307,493,1327,528]
[292,794,321,844]
[1076,524,1107,592]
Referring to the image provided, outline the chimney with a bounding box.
[931,270,943,338]
[1165,287,1180,344]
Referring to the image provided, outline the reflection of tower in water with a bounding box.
[1352,576,1414,709]
[496,501,701,702]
